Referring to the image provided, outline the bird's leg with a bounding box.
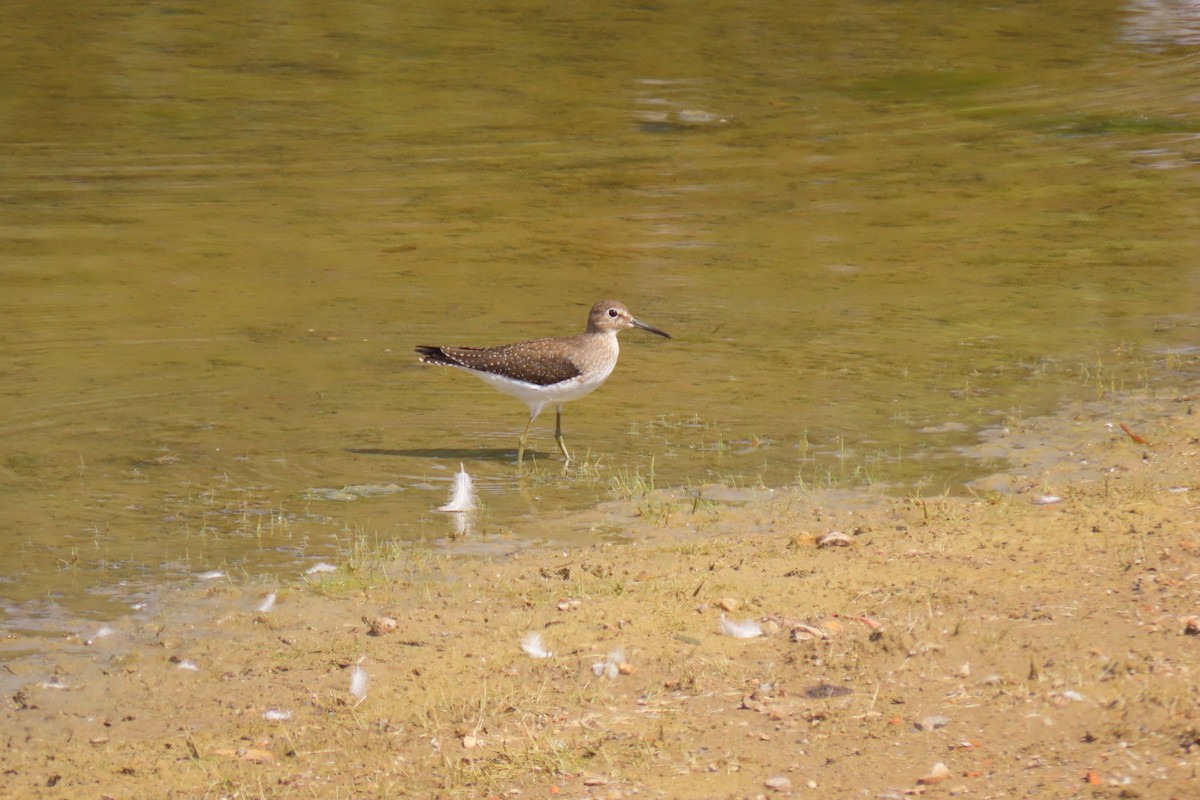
[517,415,535,466]
[554,406,571,462]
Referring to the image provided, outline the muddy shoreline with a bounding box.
[4,386,1199,798]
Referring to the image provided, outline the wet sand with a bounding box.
[4,386,1199,799]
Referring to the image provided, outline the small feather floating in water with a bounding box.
[85,625,115,645]
[305,562,337,575]
[255,592,277,613]
[720,613,763,639]
[436,463,476,513]
[1033,495,1063,505]
[520,632,553,659]
[350,657,368,700]
[196,570,226,581]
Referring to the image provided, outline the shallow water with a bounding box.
[2,0,1199,620]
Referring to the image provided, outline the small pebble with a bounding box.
[592,661,619,680]
[916,715,950,731]
[817,531,854,547]
[764,775,792,792]
[366,616,398,636]
[917,762,951,785]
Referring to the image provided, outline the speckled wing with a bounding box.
[415,340,582,386]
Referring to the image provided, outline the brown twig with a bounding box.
[1119,423,1151,446]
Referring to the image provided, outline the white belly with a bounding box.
[470,351,617,419]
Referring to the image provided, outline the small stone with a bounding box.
[593,661,618,679]
[718,597,740,612]
[917,762,951,785]
[790,622,828,641]
[740,696,766,712]
[817,531,854,547]
[915,715,950,731]
[366,616,398,636]
[764,775,792,792]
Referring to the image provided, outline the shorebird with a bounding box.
[415,300,670,465]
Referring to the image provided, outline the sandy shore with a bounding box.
[4,387,1199,799]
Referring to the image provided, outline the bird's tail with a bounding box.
[415,345,455,366]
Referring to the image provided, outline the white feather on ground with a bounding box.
[720,613,763,639]
[436,463,476,513]
[350,657,368,700]
[520,632,553,659]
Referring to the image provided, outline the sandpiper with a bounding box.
[416,300,670,465]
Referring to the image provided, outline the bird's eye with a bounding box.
[608,308,618,317]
